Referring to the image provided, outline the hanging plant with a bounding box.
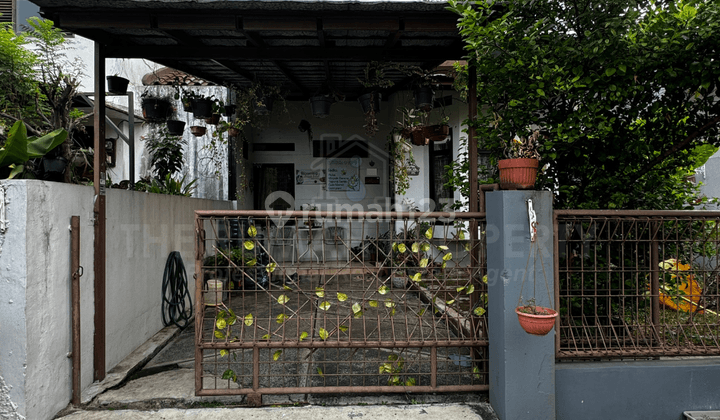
[388,129,415,195]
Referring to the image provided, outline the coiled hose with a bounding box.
[162,251,193,329]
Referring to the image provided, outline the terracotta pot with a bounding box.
[190,125,207,137]
[498,158,539,190]
[228,127,241,137]
[406,127,428,146]
[516,306,558,336]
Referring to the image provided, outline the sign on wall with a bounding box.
[327,158,360,191]
[296,169,324,185]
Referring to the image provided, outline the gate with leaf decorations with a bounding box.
[194,210,488,400]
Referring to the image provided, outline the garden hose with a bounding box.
[161,251,193,329]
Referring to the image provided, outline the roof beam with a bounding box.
[105,46,464,61]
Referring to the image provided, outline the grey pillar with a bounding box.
[486,190,555,420]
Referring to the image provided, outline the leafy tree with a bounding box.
[448,0,720,209]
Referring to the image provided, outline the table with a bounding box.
[294,226,323,263]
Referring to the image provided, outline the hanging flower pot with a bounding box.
[358,92,381,114]
[222,105,236,117]
[181,97,193,112]
[228,127,241,137]
[106,75,129,95]
[166,120,186,136]
[255,96,274,115]
[190,126,207,137]
[204,113,221,125]
[414,87,434,112]
[141,98,172,122]
[310,95,334,118]
[424,124,450,142]
[498,158,539,190]
[515,306,558,336]
[192,98,213,118]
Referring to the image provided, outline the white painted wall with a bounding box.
[0,180,232,420]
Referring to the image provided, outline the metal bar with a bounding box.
[200,340,488,350]
[92,41,107,382]
[650,221,660,338]
[70,216,81,406]
[554,209,720,217]
[196,385,488,396]
[553,212,560,356]
[128,92,135,187]
[194,214,204,395]
[430,346,437,389]
[253,347,260,391]
[194,210,486,219]
[468,61,478,215]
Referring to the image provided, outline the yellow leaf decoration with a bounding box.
[262,334,270,340]
[421,243,431,252]
[418,308,426,316]
[412,242,420,253]
[352,302,362,314]
[283,285,292,291]
[443,252,453,261]
[244,240,255,250]
[337,292,348,302]
[354,311,363,318]
[220,349,228,357]
[441,262,447,269]
[464,243,471,252]
[276,313,287,324]
[214,330,226,339]
[405,377,417,386]
[425,228,433,239]
[319,328,329,340]
[458,230,466,240]
[216,318,227,330]
[385,299,395,308]
[466,284,475,294]
[378,285,389,295]
[438,245,449,251]
[317,367,324,377]
[397,243,407,253]
[273,350,282,361]
[473,307,486,316]
[277,294,290,305]
[266,262,277,273]
[456,286,465,293]
[244,313,254,326]
[482,274,488,283]
[315,287,325,298]
[369,300,378,308]
[411,272,422,282]
[419,258,429,268]
[446,299,455,305]
[246,258,257,267]
[247,225,257,237]
[339,325,348,332]
[319,301,331,310]
[299,331,308,341]
[473,366,481,379]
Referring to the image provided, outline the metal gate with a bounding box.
[194,210,488,400]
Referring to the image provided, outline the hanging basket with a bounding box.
[414,87,434,112]
[189,125,207,137]
[223,105,236,117]
[498,158,539,190]
[191,98,213,118]
[228,127,241,137]
[358,92,381,114]
[424,124,450,142]
[166,120,186,136]
[515,306,558,336]
[310,95,333,118]
[204,113,221,125]
[141,98,172,123]
[106,75,129,95]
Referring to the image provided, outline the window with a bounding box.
[0,0,14,25]
[429,131,454,212]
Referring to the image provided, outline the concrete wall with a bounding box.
[0,180,232,420]
[556,359,720,420]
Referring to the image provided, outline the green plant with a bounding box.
[379,353,416,386]
[147,173,196,197]
[387,130,415,195]
[0,121,67,178]
[449,0,720,210]
[145,126,185,181]
[503,130,541,160]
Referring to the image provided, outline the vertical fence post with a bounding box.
[487,191,556,420]
[70,216,81,406]
[650,221,660,338]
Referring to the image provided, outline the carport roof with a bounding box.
[31,0,466,99]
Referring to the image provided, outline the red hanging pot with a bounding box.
[515,306,558,336]
[498,158,539,190]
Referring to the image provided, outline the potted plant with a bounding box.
[498,130,541,190]
[191,94,214,119]
[140,89,173,122]
[166,119,186,136]
[189,125,207,137]
[515,298,558,336]
[310,94,334,118]
[388,130,416,195]
[397,108,429,146]
[106,74,129,95]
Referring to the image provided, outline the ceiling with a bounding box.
[31,0,466,100]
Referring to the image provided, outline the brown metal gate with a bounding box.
[194,210,488,400]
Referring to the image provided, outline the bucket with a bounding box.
[205,279,224,306]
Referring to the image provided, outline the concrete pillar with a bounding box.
[486,190,555,420]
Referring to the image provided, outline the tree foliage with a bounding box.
[448,0,720,209]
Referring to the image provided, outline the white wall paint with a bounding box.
[0,180,232,420]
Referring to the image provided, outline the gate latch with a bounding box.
[527,199,537,243]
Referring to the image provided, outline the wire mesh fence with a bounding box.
[555,211,720,360]
[194,210,488,396]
